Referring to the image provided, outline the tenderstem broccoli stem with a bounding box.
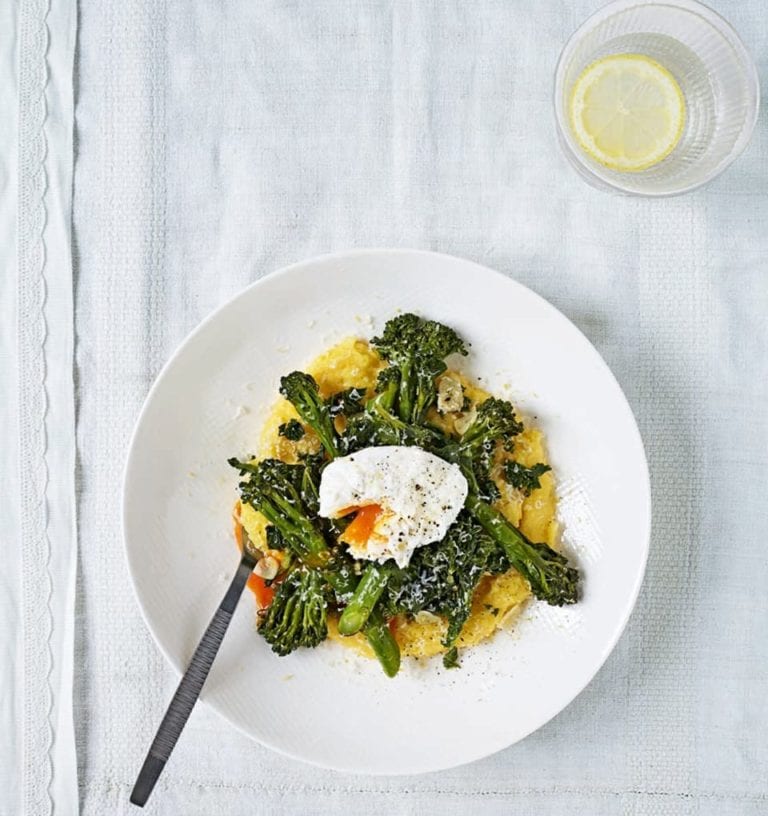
[254,499,329,568]
[325,564,400,676]
[279,372,340,458]
[369,398,408,431]
[337,563,390,635]
[397,360,415,423]
[377,373,399,412]
[465,493,578,606]
[363,608,401,677]
[465,494,536,563]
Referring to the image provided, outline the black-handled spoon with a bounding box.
[130,544,258,807]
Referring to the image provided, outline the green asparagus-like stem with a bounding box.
[338,563,390,635]
[325,561,400,676]
[466,494,530,555]
[363,609,401,677]
[397,359,415,424]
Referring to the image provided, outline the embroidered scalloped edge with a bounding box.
[18,0,54,813]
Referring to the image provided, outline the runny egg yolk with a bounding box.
[318,445,469,568]
[338,504,384,548]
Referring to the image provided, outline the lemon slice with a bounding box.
[569,54,686,172]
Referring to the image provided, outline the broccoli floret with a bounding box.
[229,458,329,567]
[278,418,305,441]
[370,313,425,359]
[419,319,469,360]
[258,568,329,656]
[327,387,366,418]
[371,314,468,424]
[435,397,522,505]
[279,371,339,458]
[504,461,552,495]
[372,314,467,363]
[454,397,523,457]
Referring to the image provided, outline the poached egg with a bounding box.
[318,445,468,568]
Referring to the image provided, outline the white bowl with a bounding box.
[124,249,651,774]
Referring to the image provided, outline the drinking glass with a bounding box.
[554,0,760,196]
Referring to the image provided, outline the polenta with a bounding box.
[236,334,561,666]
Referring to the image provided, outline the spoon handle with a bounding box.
[130,555,254,807]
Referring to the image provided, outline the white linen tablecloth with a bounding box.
[5,0,768,814]
[2,0,77,814]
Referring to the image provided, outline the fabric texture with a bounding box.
[1,0,79,814]
[68,1,768,814]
